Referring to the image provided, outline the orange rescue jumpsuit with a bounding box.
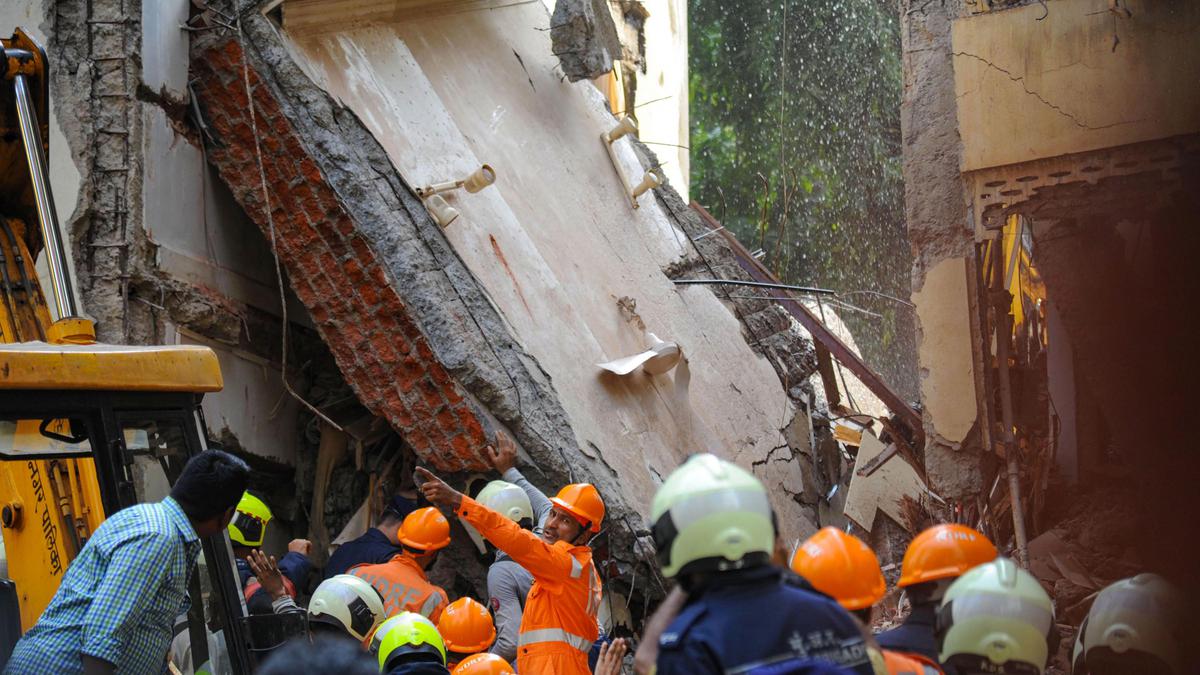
[456,495,600,675]
[883,650,943,675]
[350,553,449,622]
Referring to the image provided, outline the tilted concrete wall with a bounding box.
[188,1,827,586]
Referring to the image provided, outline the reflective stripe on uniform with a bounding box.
[570,556,583,579]
[518,628,592,652]
[420,592,443,618]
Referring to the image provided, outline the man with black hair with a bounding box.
[6,450,249,675]
[324,492,417,579]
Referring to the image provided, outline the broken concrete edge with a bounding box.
[900,1,989,500]
[188,1,652,596]
[550,0,624,82]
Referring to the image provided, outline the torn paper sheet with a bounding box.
[597,332,682,375]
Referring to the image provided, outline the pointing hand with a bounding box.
[415,467,464,510]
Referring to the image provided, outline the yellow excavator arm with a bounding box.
[0,28,221,637]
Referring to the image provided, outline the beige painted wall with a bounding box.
[282,3,815,537]
[912,256,976,446]
[953,0,1200,172]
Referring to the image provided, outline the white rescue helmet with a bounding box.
[461,480,533,554]
[307,574,386,642]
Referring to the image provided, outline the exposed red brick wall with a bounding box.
[191,39,486,471]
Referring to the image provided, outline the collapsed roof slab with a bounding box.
[189,2,822,566]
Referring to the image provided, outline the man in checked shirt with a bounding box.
[5,450,249,675]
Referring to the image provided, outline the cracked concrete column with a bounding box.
[901,0,986,498]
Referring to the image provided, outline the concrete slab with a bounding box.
[281,3,805,533]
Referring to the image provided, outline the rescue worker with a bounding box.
[351,506,452,621]
[935,558,1057,675]
[470,434,554,663]
[790,527,943,675]
[228,491,312,611]
[326,493,418,579]
[649,453,875,674]
[790,527,887,624]
[376,612,451,675]
[437,597,497,669]
[307,574,388,643]
[451,653,515,675]
[416,463,604,675]
[1071,573,1184,675]
[876,524,997,664]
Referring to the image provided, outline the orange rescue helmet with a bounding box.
[397,507,452,553]
[549,483,605,533]
[451,653,516,674]
[437,597,496,654]
[898,523,997,588]
[791,527,886,611]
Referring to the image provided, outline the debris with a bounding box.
[307,423,349,566]
[550,0,623,82]
[596,332,682,376]
[832,422,863,447]
[843,432,928,533]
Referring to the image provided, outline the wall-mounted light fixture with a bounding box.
[424,194,460,228]
[417,165,496,228]
[417,165,496,199]
[601,116,661,210]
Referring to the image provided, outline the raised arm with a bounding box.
[416,467,576,583]
[488,432,553,526]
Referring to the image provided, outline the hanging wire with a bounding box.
[234,16,342,431]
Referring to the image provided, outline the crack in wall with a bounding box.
[953,51,1142,130]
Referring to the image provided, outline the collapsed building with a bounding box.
[901,0,1200,650]
[1,0,933,635]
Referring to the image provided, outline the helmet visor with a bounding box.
[230,510,266,546]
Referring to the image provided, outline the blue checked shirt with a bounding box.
[5,497,202,675]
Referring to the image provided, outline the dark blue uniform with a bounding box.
[323,528,402,579]
[385,663,450,675]
[237,551,311,587]
[657,567,875,675]
[874,603,941,664]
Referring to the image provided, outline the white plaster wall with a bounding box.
[1,2,85,319]
[176,327,302,466]
[1045,300,1077,484]
[142,105,312,322]
[635,0,689,199]
[142,0,191,97]
[282,4,811,535]
[138,0,308,465]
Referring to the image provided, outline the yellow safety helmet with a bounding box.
[377,611,447,671]
[228,491,273,547]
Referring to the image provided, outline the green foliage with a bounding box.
[689,0,917,397]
